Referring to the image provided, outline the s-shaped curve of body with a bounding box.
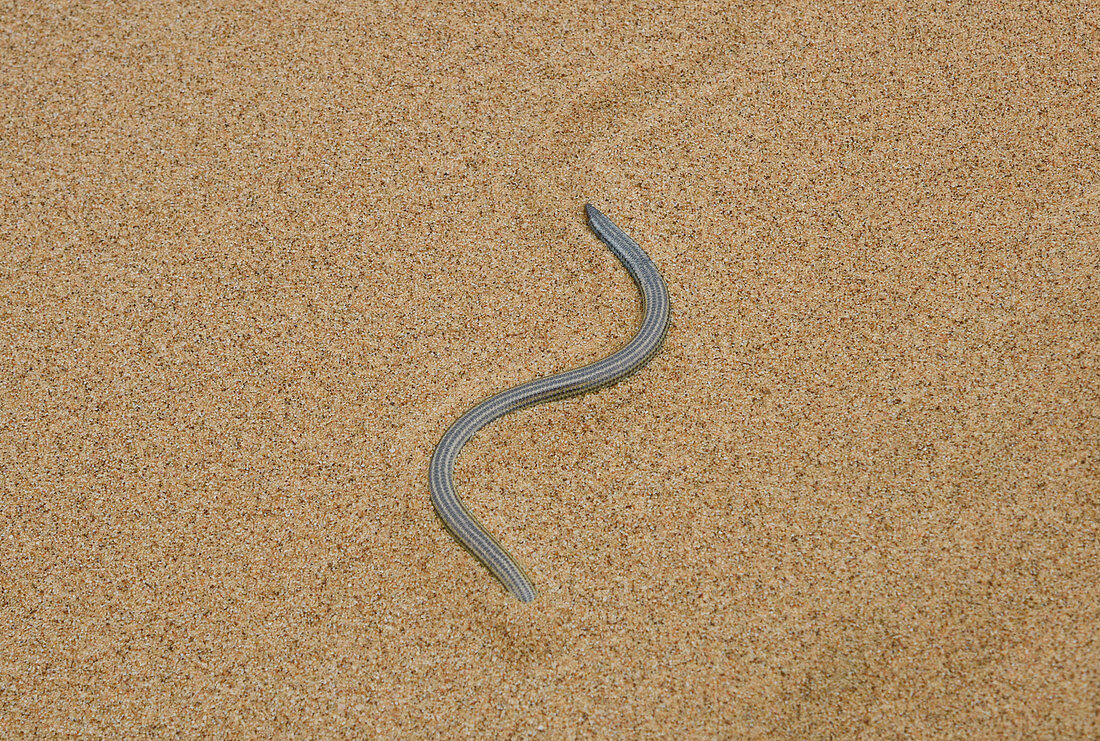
[428,203,671,602]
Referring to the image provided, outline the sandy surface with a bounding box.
[3,1,1099,737]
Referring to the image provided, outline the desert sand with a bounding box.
[2,1,1098,737]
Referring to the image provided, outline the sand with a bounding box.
[2,1,1098,737]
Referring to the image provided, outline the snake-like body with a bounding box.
[429,203,671,602]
